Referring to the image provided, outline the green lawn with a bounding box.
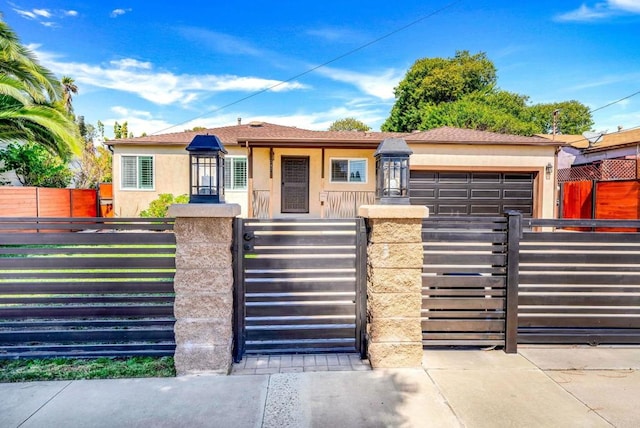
[0,356,176,382]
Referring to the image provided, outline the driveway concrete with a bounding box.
[520,345,640,428]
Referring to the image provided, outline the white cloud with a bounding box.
[110,58,153,70]
[306,27,365,43]
[610,0,640,12]
[32,47,308,106]
[177,27,264,57]
[105,102,390,138]
[566,72,640,90]
[14,9,37,19]
[315,66,402,100]
[110,8,132,18]
[33,9,51,18]
[13,6,78,24]
[555,0,640,21]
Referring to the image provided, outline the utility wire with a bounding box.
[561,89,640,146]
[150,0,463,135]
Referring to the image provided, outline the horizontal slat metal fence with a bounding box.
[421,217,509,347]
[0,217,176,359]
[234,218,365,358]
[519,218,640,344]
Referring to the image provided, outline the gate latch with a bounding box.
[243,232,255,251]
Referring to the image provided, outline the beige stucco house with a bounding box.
[106,122,562,219]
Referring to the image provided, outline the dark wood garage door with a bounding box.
[410,171,534,216]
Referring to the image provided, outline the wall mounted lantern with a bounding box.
[186,134,227,203]
[545,162,553,178]
[374,137,413,205]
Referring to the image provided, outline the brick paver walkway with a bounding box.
[231,354,371,375]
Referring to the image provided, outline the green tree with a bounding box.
[383,51,496,132]
[0,141,73,187]
[61,76,78,115]
[328,117,371,132]
[120,121,128,139]
[140,193,189,218]
[0,17,80,158]
[382,51,593,136]
[529,101,593,135]
[73,142,112,188]
[113,121,122,139]
[96,120,105,140]
[72,115,111,187]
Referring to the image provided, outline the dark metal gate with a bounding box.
[421,215,518,350]
[233,218,367,361]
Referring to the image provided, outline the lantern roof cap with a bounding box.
[186,134,228,153]
[374,137,412,157]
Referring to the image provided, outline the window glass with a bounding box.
[138,157,153,189]
[121,155,153,190]
[224,157,247,190]
[331,159,366,183]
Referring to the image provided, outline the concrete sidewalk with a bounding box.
[2,347,638,428]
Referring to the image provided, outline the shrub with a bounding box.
[140,193,188,217]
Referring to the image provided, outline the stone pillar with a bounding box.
[358,205,428,368]
[167,203,240,376]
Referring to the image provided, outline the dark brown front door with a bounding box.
[281,156,309,213]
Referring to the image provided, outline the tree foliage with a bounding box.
[61,76,78,115]
[140,193,189,218]
[0,141,73,187]
[382,50,593,135]
[72,115,112,188]
[328,117,371,132]
[0,17,80,158]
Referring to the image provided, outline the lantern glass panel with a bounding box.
[191,154,218,196]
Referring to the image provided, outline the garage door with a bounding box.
[410,171,534,216]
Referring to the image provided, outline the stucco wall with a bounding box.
[251,148,376,218]
[112,145,248,217]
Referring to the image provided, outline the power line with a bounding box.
[562,89,640,146]
[150,1,463,135]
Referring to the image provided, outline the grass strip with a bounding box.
[0,356,175,382]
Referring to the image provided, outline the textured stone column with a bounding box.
[167,203,240,375]
[358,205,428,368]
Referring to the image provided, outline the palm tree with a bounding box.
[0,16,79,159]
[61,76,78,114]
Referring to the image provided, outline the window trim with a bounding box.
[120,154,155,191]
[224,156,248,192]
[329,158,368,184]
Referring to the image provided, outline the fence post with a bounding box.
[505,210,522,353]
[358,205,428,368]
[167,203,241,375]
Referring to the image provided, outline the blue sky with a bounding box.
[4,0,640,138]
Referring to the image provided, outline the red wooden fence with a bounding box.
[0,187,98,217]
[561,179,640,231]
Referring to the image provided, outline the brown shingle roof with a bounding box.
[406,127,559,145]
[106,123,560,147]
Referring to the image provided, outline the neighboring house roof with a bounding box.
[539,128,640,152]
[106,122,563,148]
[583,128,640,153]
[536,134,585,147]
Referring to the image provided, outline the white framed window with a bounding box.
[330,158,367,183]
[121,155,154,190]
[224,156,247,191]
